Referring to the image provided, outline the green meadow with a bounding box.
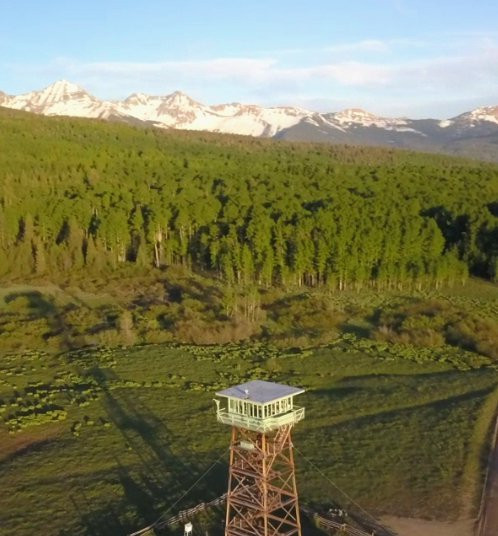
[0,319,496,534]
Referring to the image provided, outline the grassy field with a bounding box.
[0,336,496,535]
[0,277,496,534]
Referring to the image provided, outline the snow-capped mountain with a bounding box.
[116,89,312,136]
[437,106,498,144]
[1,81,498,161]
[440,106,498,128]
[0,80,425,136]
[1,80,313,136]
[3,80,121,119]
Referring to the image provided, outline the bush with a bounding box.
[446,316,498,360]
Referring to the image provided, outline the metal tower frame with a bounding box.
[216,380,305,536]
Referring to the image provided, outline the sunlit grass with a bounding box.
[0,340,496,535]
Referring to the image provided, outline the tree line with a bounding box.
[0,108,497,288]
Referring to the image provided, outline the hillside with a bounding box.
[0,106,497,291]
[0,106,497,357]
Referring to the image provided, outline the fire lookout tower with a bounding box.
[215,380,305,536]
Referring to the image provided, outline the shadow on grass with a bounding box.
[71,364,227,535]
[312,381,495,426]
[68,491,127,536]
[5,290,77,350]
[341,321,371,339]
[163,277,224,308]
[314,368,495,390]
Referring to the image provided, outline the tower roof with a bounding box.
[216,380,304,404]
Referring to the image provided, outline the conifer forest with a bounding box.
[1,107,496,288]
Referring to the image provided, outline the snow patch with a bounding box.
[1,80,496,140]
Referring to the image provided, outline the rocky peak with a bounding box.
[442,106,498,128]
[163,91,201,109]
[123,92,151,105]
[333,108,380,123]
[38,80,88,99]
[467,106,498,124]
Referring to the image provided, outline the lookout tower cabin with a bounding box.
[215,379,305,433]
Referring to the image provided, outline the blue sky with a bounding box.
[1,0,497,117]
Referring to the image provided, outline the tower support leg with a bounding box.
[225,424,301,536]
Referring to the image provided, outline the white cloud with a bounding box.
[43,56,394,89]
[4,35,497,117]
[47,38,496,92]
[50,57,278,91]
[81,57,276,79]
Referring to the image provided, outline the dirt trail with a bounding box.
[477,417,498,536]
[381,417,498,536]
[381,516,474,536]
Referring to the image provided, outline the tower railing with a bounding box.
[216,406,305,433]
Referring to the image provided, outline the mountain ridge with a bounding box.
[2,80,498,161]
